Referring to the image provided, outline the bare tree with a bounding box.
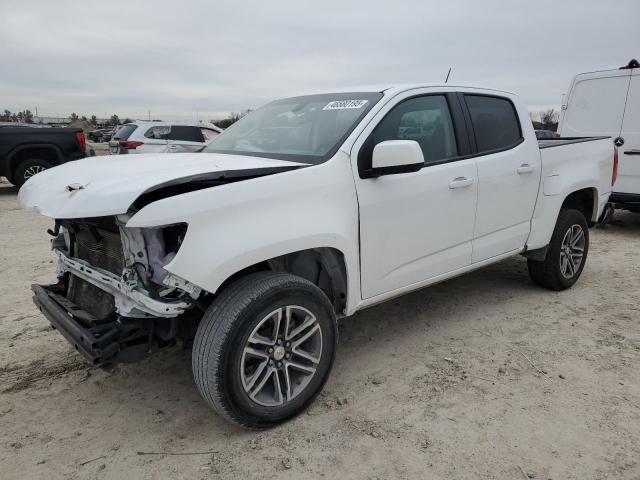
[539,108,559,131]
[213,109,252,129]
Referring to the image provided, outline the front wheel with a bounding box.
[192,272,337,428]
[528,208,589,290]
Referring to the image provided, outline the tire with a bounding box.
[13,159,53,188]
[528,208,589,291]
[192,272,337,428]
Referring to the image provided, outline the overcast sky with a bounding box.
[2,0,639,121]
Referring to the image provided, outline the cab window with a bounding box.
[464,95,522,153]
[359,95,458,172]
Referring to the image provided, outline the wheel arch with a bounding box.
[214,247,349,315]
[8,143,63,178]
[526,186,598,260]
[561,187,598,225]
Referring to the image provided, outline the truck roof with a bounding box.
[570,59,639,78]
[299,84,517,97]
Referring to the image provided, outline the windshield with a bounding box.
[203,92,382,163]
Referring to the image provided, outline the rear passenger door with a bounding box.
[167,126,206,153]
[462,94,541,262]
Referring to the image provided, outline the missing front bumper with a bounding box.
[55,249,195,318]
[32,284,121,366]
[32,283,179,367]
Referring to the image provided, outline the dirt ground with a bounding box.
[1,181,639,480]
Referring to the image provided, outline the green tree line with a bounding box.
[1,110,125,126]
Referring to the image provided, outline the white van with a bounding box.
[559,59,640,211]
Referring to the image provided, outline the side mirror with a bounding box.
[369,140,424,176]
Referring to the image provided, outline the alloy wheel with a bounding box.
[240,305,323,407]
[559,224,585,279]
[23,165,46,180]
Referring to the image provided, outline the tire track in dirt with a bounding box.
[0,356,87,393]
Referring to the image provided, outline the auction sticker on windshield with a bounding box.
[323,100,369,110]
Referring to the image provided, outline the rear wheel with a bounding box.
[192,272,337,428]
[528,208,589,290]
[13,159,53,187]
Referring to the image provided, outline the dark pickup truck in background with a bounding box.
[0,126,86,187]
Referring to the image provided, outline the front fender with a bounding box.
[127,153,362,310]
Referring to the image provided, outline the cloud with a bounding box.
[2,0,638,120]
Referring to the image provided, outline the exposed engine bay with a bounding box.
[32,215,202,367]
[20,158,311,369]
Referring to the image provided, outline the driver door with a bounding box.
[353,93,478,299]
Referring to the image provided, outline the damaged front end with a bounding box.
[32,215,201,367]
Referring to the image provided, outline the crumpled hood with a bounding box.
[18,152,303,219]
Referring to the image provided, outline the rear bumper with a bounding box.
[597,202,615,225]
[32,284,120,366]
[610,192,640,207]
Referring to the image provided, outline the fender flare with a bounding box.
[6,143,64,176]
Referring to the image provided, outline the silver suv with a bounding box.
[109,121,222,154]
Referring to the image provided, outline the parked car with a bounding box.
[85,143,96,157]
[535,129,556,140]
[0,127,86,187]
[87,128,114,143]
[19,84,616,428]
[558,59,639,211]
[109,121,222,155]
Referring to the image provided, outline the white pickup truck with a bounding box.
[20,84,616,428]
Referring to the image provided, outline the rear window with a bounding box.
[113,124,137,140]
[465,95,522,153]
[168,126,204,142]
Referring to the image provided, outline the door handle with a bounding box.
[624,150,640,155]
[448,177,474,189]
[168,145,179,150]
[517,164,536,174]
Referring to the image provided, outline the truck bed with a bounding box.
[537,136,610,149]
[525,134,614,250]
[0,126,86,186]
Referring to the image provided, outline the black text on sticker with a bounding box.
[323,100,369,110]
